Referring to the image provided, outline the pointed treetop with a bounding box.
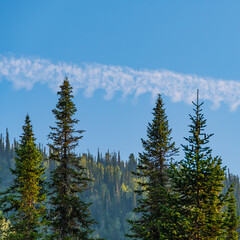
[197,89,199,106]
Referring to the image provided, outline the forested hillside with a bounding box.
[0,130,239,239]
[0,130,138,239]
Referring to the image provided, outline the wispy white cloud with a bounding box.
[1,54,240,110]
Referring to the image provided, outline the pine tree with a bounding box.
[169,90,238,239]
[48,77,95,240]
[127,94,178,239]
[0,115,46,239]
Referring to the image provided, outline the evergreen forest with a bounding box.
[0,78,239,239]
[0,132,240,239]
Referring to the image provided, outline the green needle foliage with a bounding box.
[169,91,239,239]
[48,77,96,240]
[0,115,47,239]
[223,189,239,239]
[0,211,11,239]
[127,94,178,239]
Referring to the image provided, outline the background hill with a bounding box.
[0,130,239,239]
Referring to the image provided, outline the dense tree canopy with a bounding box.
[0,128,239,239]
[0,87,238,240]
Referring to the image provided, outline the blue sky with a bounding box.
[1,1,240,174]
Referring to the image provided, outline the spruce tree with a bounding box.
[169,90,238,239]
[127,94,178,239]
[48,77,95,240]
[0,115,46,239]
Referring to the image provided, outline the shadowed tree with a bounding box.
[127,94,178,239]
[48,77,96,240]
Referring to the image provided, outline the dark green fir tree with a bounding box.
[169,90,239,239]
[127,94,178,239]
[48,77,96,240]
[0,115,46,239]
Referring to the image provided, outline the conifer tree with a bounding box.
[169,90,239,239]
[0,115,46,239]
[127,94,178,239]
[48,77,95,240]
[224,190,239,239]
[5,129,10,167]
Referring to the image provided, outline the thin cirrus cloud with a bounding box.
[0,54,240,111]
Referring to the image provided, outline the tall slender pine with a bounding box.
[48,77,95,240]
[0,114,46,239]
[127,94,178,239]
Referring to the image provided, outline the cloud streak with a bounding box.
[0,54,240,110]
